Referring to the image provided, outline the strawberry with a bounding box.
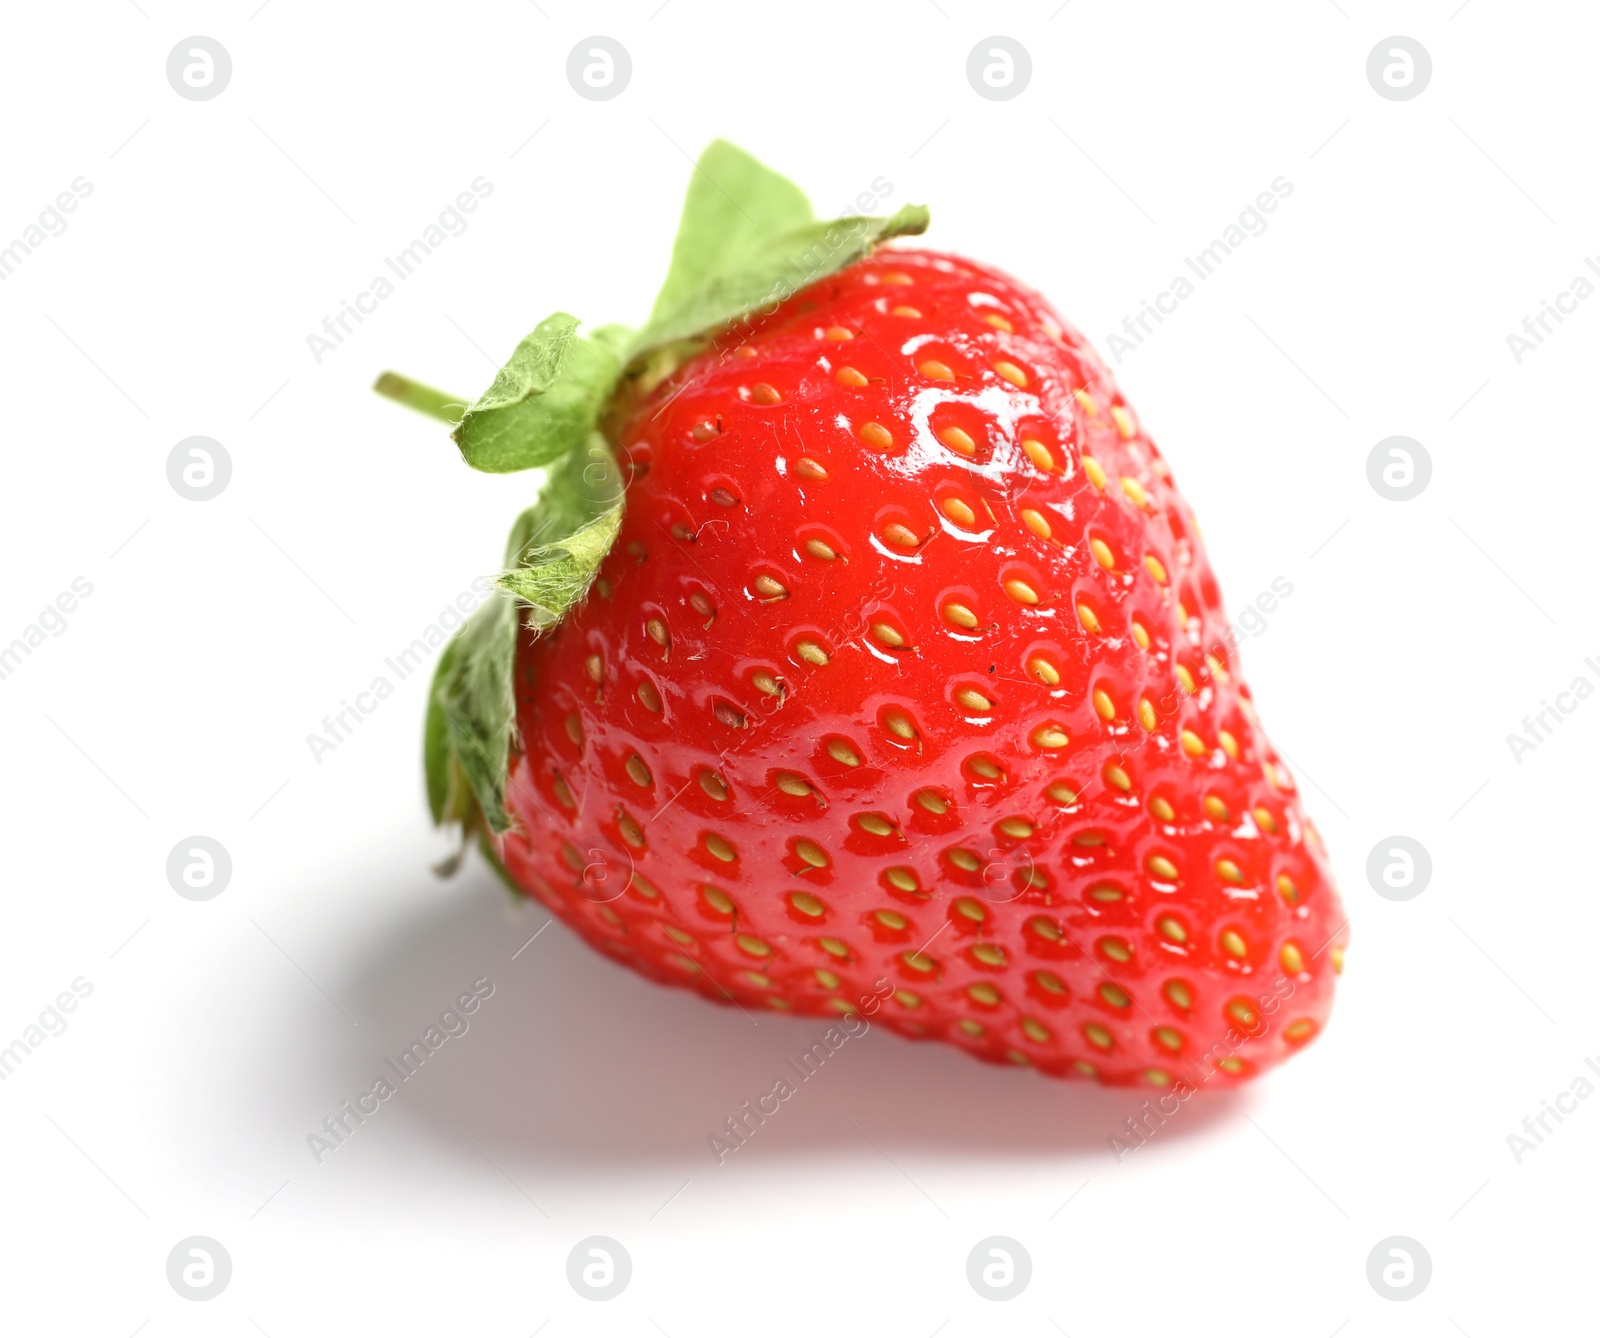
[380,142,1347,1090]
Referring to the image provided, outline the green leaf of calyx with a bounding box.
[450,313,627,474]
[628,139,930,365]
[424,442,625,837]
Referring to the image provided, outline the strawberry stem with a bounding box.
[373,371,466,424]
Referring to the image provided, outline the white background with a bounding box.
[1,2,1594,1333]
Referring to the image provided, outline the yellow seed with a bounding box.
[741,971,771,988]
[947,848,981,872]
[689,591,715,621]
[1120,476,1149,509]
[1090,537,1115,570]
[1280,942,1304,974]
[1254,805,1277,834]
[998,817,1034,839]
[1032,724,1069,749]
[585,653,603,684]
[1144,554,1168,584]
[705,834,736,862]
[630,872,660,900]
[1033,970,1068,995]
[790,891,825,917]
[920,360,955,380]
[616,810,645,847]
[699,770,728,801]
[881,271,912,285]
[1150,796,1175,822]
[985,312,1014,333]
[1222,930,1248,958]
[1104,763,1132,792]
[796,639,830,666]
[564,713,584,747]
[1028,916,1063,942]
[1073,388,1096,416]
[625,753,652,787]
[1331,946,1346,974]
[971,943,1006,967]
[795,839,829,868]
[1083,455,1107,489]
[552,774,575,809]
[637,681,663,713]
[968,755,1003,780]
[1277,874,1299,903]
[753,574,788,600]
[1111,405,1137,439]
[820,937,850,958]
[1028,657,1061,686]
[1203,795,1228,822]
[775,771,813,798]
[750,382,782,406]
[891,305,922,318]
[796,456,828,481]
[915,789,948,815]
[994,360,1029,387]
[1046,782,1079,806]
[1084,1022,1114,1051]
[702,886,735,914]
[942,497,977,525]
[938,425,977,456]
[1004,578,1040,606]
[1131,620,1151,650]
[1093,688,1116,720]
[902,951,935,973]
[871,622,906,648]
[1227,999,1258,1028]
[823,325,853,341]
[1284,1018,1316,1043]
[736,934,772,957]
[856,812,894,836]
[1155,1027,1183,1052]
[883,709,917,741]
[1021,1017,1051,1044]
[954,897,987,922]
[1164,980,1192,1011]
[1219,730,1240,760]
[1216,858,1244,885]
[837,366,868,387]
[1175,664,1195,694]
[1021,438,1054,471]
[1181,729,1206,757]
[882,522,921,548]
[804,538,838,561]
[1099,982,1131,1008]
[826,739,861,767]
[1158,916,1187,943]
[814,967,840,987]
[1138,698,1157,731]
[1148,854,1179,881]
[968,982,1002,1006]
[752,670,783,699]
[874,909,908,930]
[955,687,993,712]
[1019,508,1051,540]
[1099,936,1132,963]
[858,421,894,450]
[1217,1057,1246,1074]
[1076,602,1101,634]
[714,701,748,730]
[943,602,979,630]
[1206,653,1228,682]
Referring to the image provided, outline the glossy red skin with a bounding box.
[496,248,1348,1089]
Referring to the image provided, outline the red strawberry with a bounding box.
[383,142,1348,1091]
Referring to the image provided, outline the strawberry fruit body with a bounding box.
[384,143,1347,1091]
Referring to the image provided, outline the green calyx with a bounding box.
[377,139,929,846]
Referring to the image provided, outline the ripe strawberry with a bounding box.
[383,143,1348,1091]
